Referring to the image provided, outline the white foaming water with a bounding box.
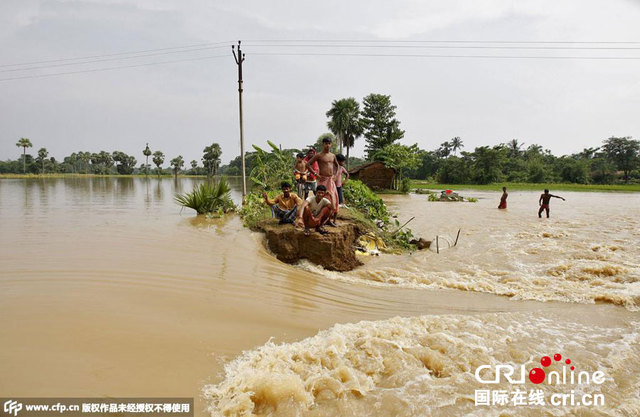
[203,312,640,416]
[304,191,640,310]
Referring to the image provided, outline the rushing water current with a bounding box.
[1,178,638,416]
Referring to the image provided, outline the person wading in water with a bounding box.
[498,186,508,209]
[538,189,565,218]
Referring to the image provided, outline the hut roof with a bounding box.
[348,161,395,175]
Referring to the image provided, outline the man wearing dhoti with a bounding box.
[305,136,340,226]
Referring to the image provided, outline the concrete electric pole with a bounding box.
[232,40,247,204]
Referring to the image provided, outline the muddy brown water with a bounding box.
[1,178,638,416]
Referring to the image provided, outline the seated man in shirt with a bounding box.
[295,185,333,236]
[262,182,303,224]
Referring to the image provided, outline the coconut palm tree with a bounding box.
[326,97,362,168]
[16,137,33,173]
[451,137,464,155]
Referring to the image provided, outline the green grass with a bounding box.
[410,181,640,193]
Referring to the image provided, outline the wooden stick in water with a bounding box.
[455,228,461,246]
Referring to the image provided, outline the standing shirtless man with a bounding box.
[305,137,339,226]
[538,189,565,218]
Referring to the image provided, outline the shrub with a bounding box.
[240,192,274,229]
[343,180,390,223]
[175,177,235,215]
[400,177,411,193]
[343,180,414,250]
[249,141,294,191]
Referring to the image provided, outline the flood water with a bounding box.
[1,178,638,416]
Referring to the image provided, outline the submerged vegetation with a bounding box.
[174,177,235,215]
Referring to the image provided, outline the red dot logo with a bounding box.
[529,368,546,384]
[541,356,551,367]
[554,354,562,361]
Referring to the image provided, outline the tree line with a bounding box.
[2,139,224,178]
[5,93,639,185]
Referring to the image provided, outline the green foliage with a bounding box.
[202,143,222,177]
[142,143,152,175]
[361,93,405,159]
[249,141,294,190]
[16,137,33,173]
[342,180,390,223]
[152,150,165,176]
[436,157,469,183]
[174,177,235,215]
[170,155,184,177]
[341,180,414,250]
[400,177,411,193]
[90,151,114,174]
[36,148,49,174]
[240,192,273,229]
[385,218,415,250]
[467,197,478,203]
[373,143,421,189]
[326,97,363,165]
[471,146,505,184]
[601,136,640,182]
[112,151,136,175]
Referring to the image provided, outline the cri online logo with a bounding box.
[475,353,606,385]
[3,400,23,417]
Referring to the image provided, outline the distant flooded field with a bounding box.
[1,178,638,416]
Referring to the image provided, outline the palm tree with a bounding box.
[507,139,523,158]
[152,151,165,177]
[451,137,464,155]
[16,137,33,173]
[170,155,184,179]
[37,148,49,174]
[202,143,222,177]
[326,97,362,168]
[143,143,152,175]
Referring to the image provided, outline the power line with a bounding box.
[252,52,640,60]
[0,45,230,73]
[0,54,229,82]
[0,41,234,68]
[243,43,640,50]
[244,38,640,44]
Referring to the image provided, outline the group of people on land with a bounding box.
[263,136,566,237]
[498,187,566,217]
[262,137,349,236]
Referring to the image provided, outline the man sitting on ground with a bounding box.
[262,182,303,224]
[296,185,333,236]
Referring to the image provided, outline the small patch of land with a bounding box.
[257,210,363,272]
[411,181,640,193]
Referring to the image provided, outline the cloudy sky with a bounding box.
[1,0,639,165]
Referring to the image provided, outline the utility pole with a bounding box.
[232,40,247,204]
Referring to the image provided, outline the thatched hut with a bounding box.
[348,161,395,190]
